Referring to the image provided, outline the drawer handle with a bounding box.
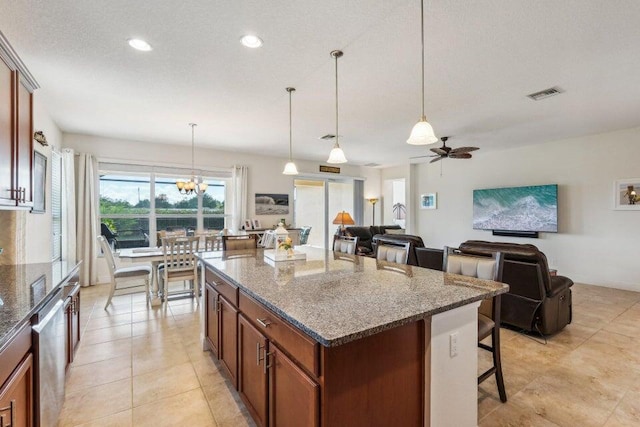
[216,300,222,313]
[256,342,264,366]
[256,318,272,328]
[0,400,15,427]
[207,280,219,287]
[263,348,273,374]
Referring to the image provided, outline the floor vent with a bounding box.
[527,86,564,101]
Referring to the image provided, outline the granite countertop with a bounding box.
[198,247,508,347]
[0,261,80,349]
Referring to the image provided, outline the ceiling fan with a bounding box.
[411,136,479,163]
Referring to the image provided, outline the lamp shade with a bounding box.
[282,161,299,175]
[332,211,355,225]
[407,119,438,145]
[327,145,347,164]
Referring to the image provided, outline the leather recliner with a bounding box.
[458,240,574,335]
[344,225,402,256]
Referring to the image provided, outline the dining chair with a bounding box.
[159,236,200,301]
[222,234,258,250]
[332,235,358,255]
[443,246,507,403]
[98,236,151,309]
[156,229,187,246]
[203,234,222,251]
[375,241,411,265]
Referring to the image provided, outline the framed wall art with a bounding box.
[614,178,640,210]
[255,193,289,215]
[420,193,437,210]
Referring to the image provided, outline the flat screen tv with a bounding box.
[473,184,558,233]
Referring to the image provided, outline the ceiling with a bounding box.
[1,0,640,167]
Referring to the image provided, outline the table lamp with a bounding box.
[332,211,355,235]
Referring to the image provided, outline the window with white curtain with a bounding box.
[98,162,230,248]
[51,151,62,261]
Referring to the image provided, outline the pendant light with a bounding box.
[282,87,299,175]
[327,50,347,164]
[407,0,438,145]
[176,123,208,195]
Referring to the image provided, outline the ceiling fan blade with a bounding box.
[449,153,472,159]
[429,156,444,163]
[409,154,440,159]
[430,147,447,155]
[450,146,479,154]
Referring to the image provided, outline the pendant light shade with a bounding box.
[407,0,438,145]
[327,50,347,164]
[282,87,299,175]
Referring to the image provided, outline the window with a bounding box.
[51,151,62,260]
[99,165,229,248]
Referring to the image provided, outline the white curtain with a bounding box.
[76,153,100,286]
[61,148,76,263]
[231,165,248,232]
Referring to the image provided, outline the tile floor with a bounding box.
[59,282,640,426]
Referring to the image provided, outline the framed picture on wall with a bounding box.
[614,178,640,210]
[420,193,437,210]
[252,219,262,229]
[32,151,47,213]
[255,193,289,215]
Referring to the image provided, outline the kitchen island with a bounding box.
[198,247,508,427]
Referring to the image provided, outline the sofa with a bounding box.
[344,225,402,255]
[458,240,574,335]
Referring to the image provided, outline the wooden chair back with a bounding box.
[222,234,258,250]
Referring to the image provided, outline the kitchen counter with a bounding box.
[0,261,80,349]
[198,247,508,347]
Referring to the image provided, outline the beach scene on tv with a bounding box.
[472,184,558,232]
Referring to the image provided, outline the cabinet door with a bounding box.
[269,344,319,427]
[205,284,220,356]
[0,59,14,205]
[0,353,33,427]
[15,79,32,206]
[238,315,268,427]
[219,296,238,387]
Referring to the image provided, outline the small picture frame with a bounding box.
[244,219,253,230]
[420,193,437,210]
[613,179,640,210]
[252,219,262,229]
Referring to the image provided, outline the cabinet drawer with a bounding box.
[0,322,31,388]
[239,292,318,377]
[205,268,238,307]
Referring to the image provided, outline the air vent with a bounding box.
[527,86,564,101]
[319,134,336,140]
[364,163,380,167]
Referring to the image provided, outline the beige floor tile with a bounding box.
[604,389,640,426]
[75,409,133,427]
[602,309,640,339]
[85,312,133,331]
[132,342,190,376]
[81,323,132,346]
[132,307,172,323]
[73,337,132,366]
[59,378,132,426]
[479,400,560,426]
[170,302,200,315]
[89,303,134,319]
[66,355,131,392]
[132,388,217,426]
[203,379,246,425]
[132,362,201,407]
[131,317,177,336]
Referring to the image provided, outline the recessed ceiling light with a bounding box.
[240,35,263,49]
[128,38,152,52]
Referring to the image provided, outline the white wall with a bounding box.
[410,126,640,290]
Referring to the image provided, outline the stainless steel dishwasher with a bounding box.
[32,284,66,427]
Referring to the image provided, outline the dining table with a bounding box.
[118,247,222,305]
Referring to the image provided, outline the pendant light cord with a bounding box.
[289,89,293,160]
[189,123,196,179]
[335,52,339,148]
[421,0,425,119]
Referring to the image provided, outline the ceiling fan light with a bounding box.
[407,119,438,145]
[282,161,299,175]
[327,145,347,164]
[198,182,209,192]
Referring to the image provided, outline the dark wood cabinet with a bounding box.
[204,271,239,387]
[64,284,81,368]
[205,283,220,356]
[269,344,319,427]
[0,353,34,427]
[219,296,238,386]
[0,32,38,209]
[238,315,268,427]
[0,323,33,427]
